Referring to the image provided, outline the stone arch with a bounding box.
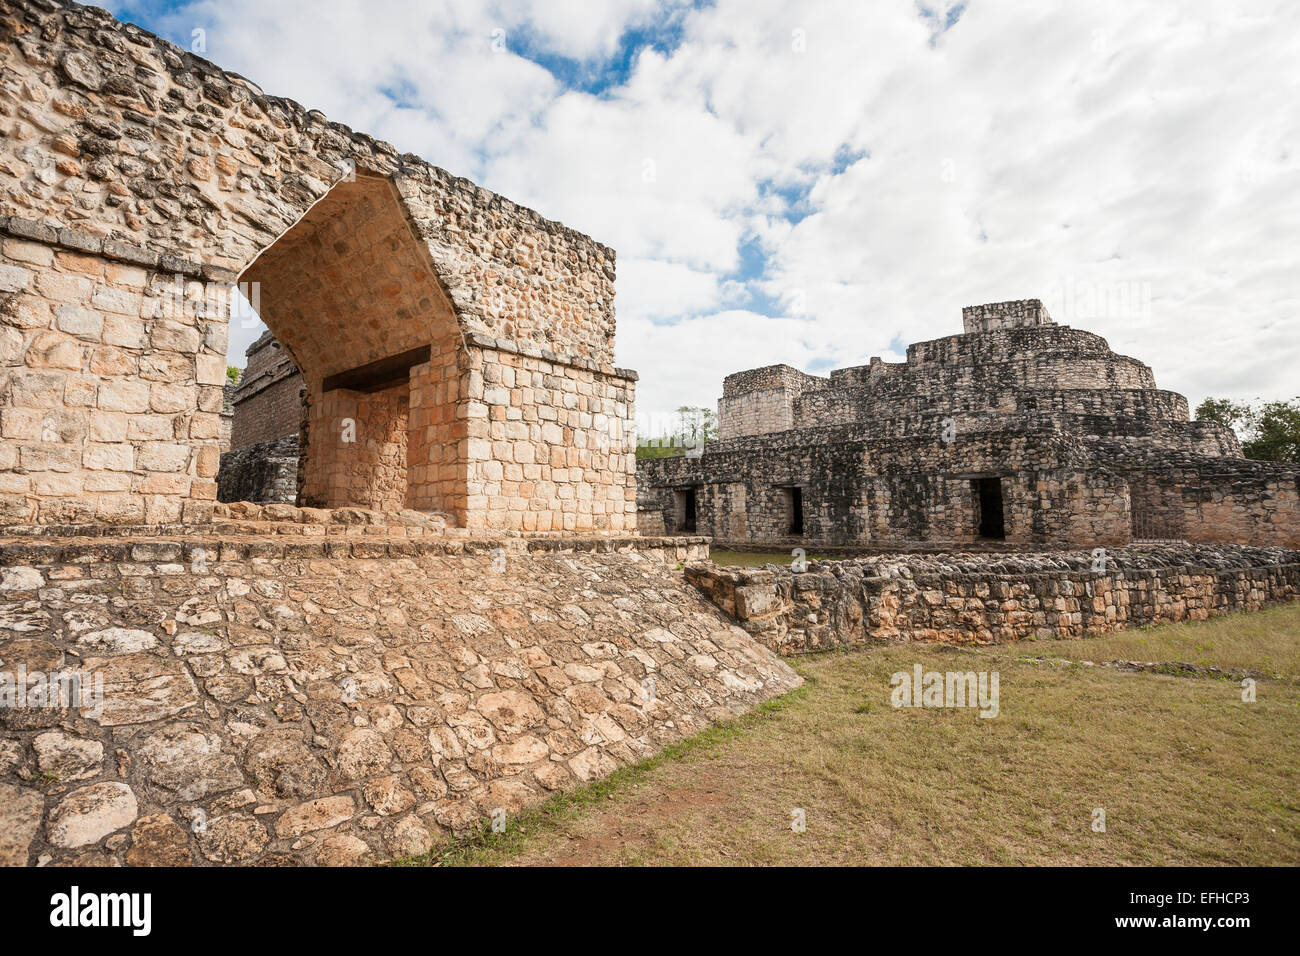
[239,172,466,516]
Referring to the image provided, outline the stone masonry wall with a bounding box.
[229,332,299,451]
[686,544,1300,654]
[465,338,637,533]
[961,298,1053,333]
[641,298,1297,551]
[0,241,225,525]
[0,531,800,866]
[216,434,296,504]
[0,0,629,530]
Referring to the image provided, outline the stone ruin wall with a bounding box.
[716,364,828,440]
[642,424,1132,549]
[960,297,1052,333]
[0,528,801,866]
[229,331,299,452]
[640,299,1298,550]
[215,434,296,505]
[0,0,633,532]
[687,544,1300,655]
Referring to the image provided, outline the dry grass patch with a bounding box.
[1020,603,1300,679]
[404,602,1300,867]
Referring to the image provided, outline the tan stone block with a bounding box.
[83,442,133,471]
[96,493,144,522]
[104,262,148,288]
[0,326,21,365]
[195,353,227,386]
[126,414,175,441]
[55,305,102,341]
[3,295,51,328]
[84,473,131,493]
[32,473,83,496]
[189,413,220,439]
[89,347,136,376]
[0,409,42,440]
[143,496,184,524]
[189,479,217,500]
[64,374,98,407]
[97,379,150,412]
[55,252,103,276]
[138,473,191,495]
[0,262,33,293]
[137,442,190,472]
[0,473,30,494]
[150,321,201,353]
[23,330,82,369]
[6,370,64,407]
[102,314,148,349]
[35,271,92,303]
[4,239,54,267]
[149,382,191,413]
[91,286,140,316]
[20,444,79,472]
[196,445,221,478]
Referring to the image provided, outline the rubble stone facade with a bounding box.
[687,544,1300,654]
[228,331,298,452]
[640,300,1300,550]
[0,0,635,532]
[0,524,799,866]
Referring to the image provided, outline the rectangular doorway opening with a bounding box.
[783,486,804,535]
[974,477,1005,539]
[674,487,697,532]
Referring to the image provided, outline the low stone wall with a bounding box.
[686,544,1300,654]
[217,435,299,504]
[0,532,793,866]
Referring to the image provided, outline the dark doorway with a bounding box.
[786,486,804,535]
[974,477,1005,539]
[675,488,697,532]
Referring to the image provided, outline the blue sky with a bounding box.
[105,0,1300,431]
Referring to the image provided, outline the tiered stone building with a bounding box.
[639,300,1300,549]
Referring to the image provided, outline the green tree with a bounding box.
[1194,397,1250,433]
[226,365,242,384]
[1242,399,1300,462]
[1196,395,1300,463]
[674,405,717,449]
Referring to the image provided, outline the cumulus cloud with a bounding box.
[110,0,1300,422]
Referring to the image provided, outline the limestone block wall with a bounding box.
[961,298,1053,333]
[464,335,637,534]
[229,333,300,451]
[216,434,296,504]
[302,384,411,512]
[0,236,225,525]
[0,0,631,531]
[1114,456,1300,548]
[0,534,800,866]
[717,364,827,440]
[0,0,618,363]
[645,297,1294,551]
[686,544,1300,654]
[639,423,1132,548]
[406,341,463,518]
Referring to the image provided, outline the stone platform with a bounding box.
[0,528,797,866]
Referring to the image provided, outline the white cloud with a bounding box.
[110,0,1300,418]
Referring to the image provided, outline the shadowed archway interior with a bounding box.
[239,174,466,517]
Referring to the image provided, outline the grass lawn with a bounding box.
[399,603,1300,867]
